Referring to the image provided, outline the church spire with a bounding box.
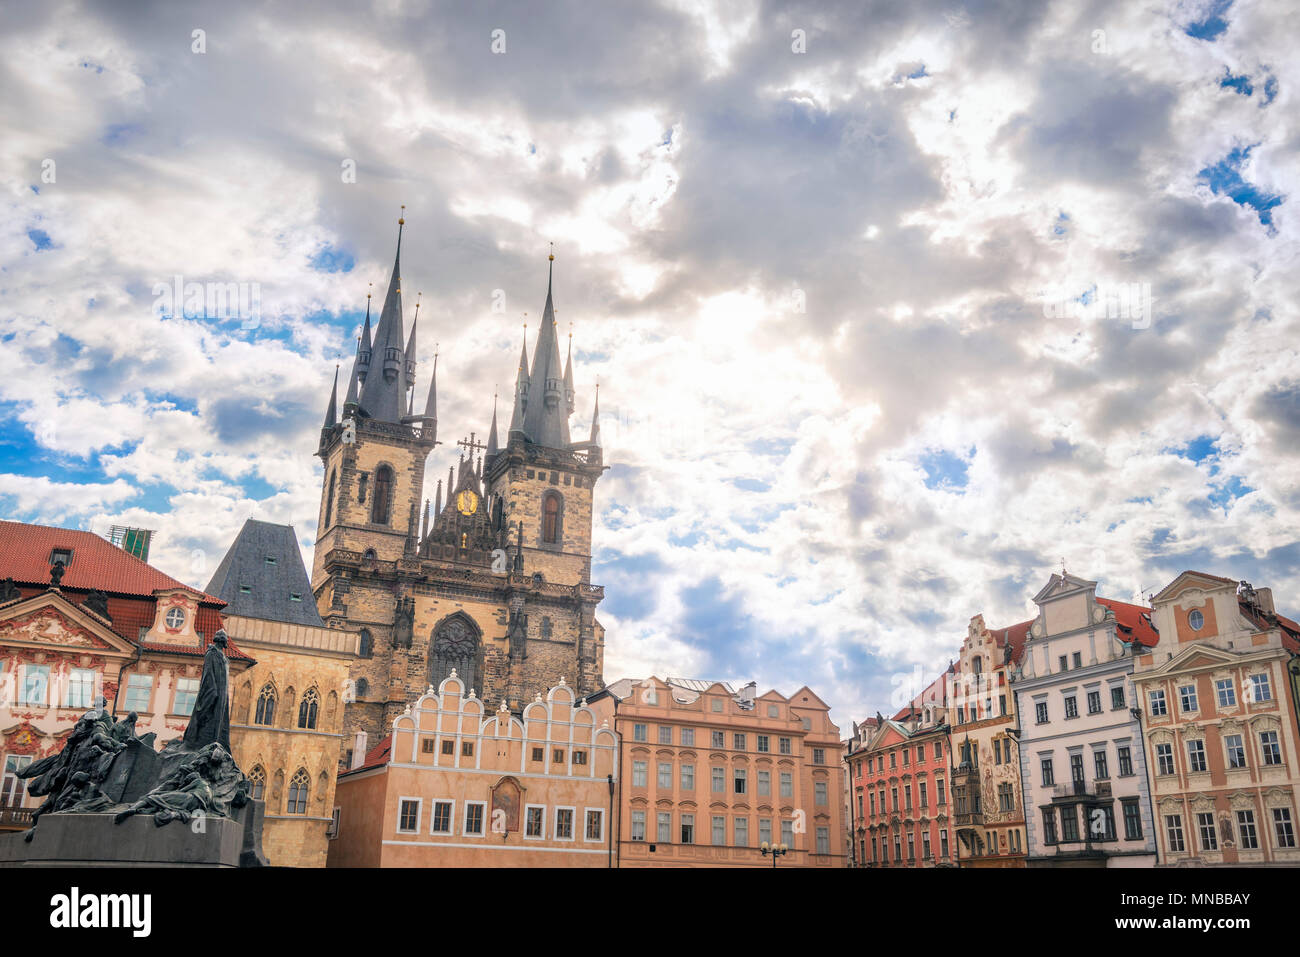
[357,283,373,386]
[486,390,499,455]
[423,346,438,422]
[322,364,339,430]
[563,326,575,415]
[589,382,601,447]
[357,209,408,423]
[521,250,571,448]
[508,323,529,440]
[404,292,420,414]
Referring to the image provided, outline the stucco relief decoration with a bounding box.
[159,594,191,634]
[0,609,108,650]
[5,721,45,756]
[491,776,523,833]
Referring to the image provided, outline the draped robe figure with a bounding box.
[182,629,231,753]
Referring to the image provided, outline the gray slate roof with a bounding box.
[205,519,325,627]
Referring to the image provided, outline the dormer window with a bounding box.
[51,548,73,567]
[239,585,252,595]
[290,593,302,602]
[265,556,278,565]
[165,607,186,629]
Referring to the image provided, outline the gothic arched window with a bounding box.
[254,684,277,726]
[428,615,483,695]
[542,491,562,544]
[298,687,320,729]
[324,470,336,529]
[371,466,393,524]
[287,768,309,814]
[248,765,266,801]
[356,678,369,698]
[358,628,373,659]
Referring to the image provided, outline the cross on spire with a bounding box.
[457,433,488,457]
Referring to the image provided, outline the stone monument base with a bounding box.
[0,800,268,868]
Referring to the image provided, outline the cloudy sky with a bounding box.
[2,0,1296,729]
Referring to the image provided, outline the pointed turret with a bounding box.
[563,329,575,415]
[507,326,529,440]
[486,392,499,455]
[357,284,373,387]
[357,210,409,423]
[404,293,420,406]
[322,364,339,430]
[422,499,431,540]
[434,479,443,518]
[521,253,571,448]
[423,350,438,422]
[589,384,601,448]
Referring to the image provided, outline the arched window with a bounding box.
[356,677,369,698]
[287,768,309,814]
[371,465,393,524]
[254,684,277,726]
[428,614,483,695]
[363,548,377,562]
[298,687,319,729]
[358,628,373,659]
[324,470,336,529]
[248,765,266,801]
[542,492,562,544]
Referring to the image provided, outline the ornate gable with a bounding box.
[0,592,136,657]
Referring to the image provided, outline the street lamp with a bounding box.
[759,841,789,867]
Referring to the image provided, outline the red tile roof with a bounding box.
[341,734,393,776]
[988,619,1033,666]
[0,521,221,603]
[1097,597,1159,647]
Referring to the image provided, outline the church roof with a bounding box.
[356,218,410,423]
[205,519,325,627]
[519,257,572,449]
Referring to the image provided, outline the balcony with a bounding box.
[954,809,984,828]
[1052,781,1093,802]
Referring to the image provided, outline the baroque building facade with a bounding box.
[309,218,606,752]
[1134,571,1300,865]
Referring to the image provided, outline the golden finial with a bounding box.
[398,204,406,226]
[548,240,554,262]
[367,281,372,300]
[414,291,422,318]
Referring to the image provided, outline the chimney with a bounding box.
[351,730,368,770]
[1255,587,1275,614]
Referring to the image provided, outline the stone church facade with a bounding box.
[309,216,606,752]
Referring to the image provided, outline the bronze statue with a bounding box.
[181,629,231,752]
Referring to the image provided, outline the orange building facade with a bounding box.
[327,673,619,867]
[1135,571,1300,866]
[589,677,846,868]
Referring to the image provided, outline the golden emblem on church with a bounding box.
[456,490,479,516]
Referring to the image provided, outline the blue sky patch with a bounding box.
[1198,144,1283,227]
[1220,70,1252,96]
[919,446,973,491]
[310,245,355,273]
[1208,475,1254,510]
[28,229,53,251]
[1185,0,1233,40]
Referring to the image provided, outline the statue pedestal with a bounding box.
[0,800,268,868]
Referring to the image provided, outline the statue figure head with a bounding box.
[213,629,229,649]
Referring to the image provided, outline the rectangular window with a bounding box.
[64,669,95,708]
[1086,690,1101,714]
[1122,798,1143,840]
[1165,814,1185,853]
[657,811,671,843]
[1064,695,1078,719]
[123,674,153,713]
[934,741,943,760]
[759,818,772,846]
[464,803,484,835]
[779,737,792,755]
[998,782,1014,812]
[1251,673,1273,702]
[658,725,672,745]
[1273,808,1295,848]
[2,755,32,808]
[734,768,747,794]
[712,766,725,792]
[816,826,830,855]
[1041,757,1054,787]
[733,733,746,750]
[1216,678,1237,708]
[680,814,695,844]
[1156,743,1175,776]
[869,792,875,815]
[1094,750,1109,780]
[781,818,794,847]
[1035,701,1048,724]
[1041,808,1057,845]
[813,748,825,764]
[631,810,646,841]
[937,777,946,805]
[1187,739,1207,773]
[815,781,828,806]
[1179,685,1198,713]
[712,815,726,846]
[531,746,543,762]
[1060,806,1079,842]
[1072,652,1082,668]
[757,734,769,753]
[441,740,455,756]
[758,770,770,796]
[940,828,949,858]
[633,723,647,742]
[1059,655,1068,672]
[173,677,200,716]
[920,781,929,808]
[1149,690,1167,716]
[1197,812,1217,851]
[902,748,909,766]
[525,806,544,838]
[463,741,475,757]
[681,764,694,790]
[1260,731,1282,766]
[681,727,695,746]
[1070,753,1085,786]
[1237,810,1257,850]
[632,761,647,787]
[1111,686,1126,710]
[922,830,931,859]
[585,808,603,841]
[398,799,420,833]
[432,801,453,834]
[734,817,748,847]
[711,730,725,748]
[904,784,912,812]
[780,772,793,798]
[572,750,587,765]
[658,762,672,788]
[20,665,49,706]
[1225,734,1246,769]
[555,808,574,840]
[1118,746,1133,777]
